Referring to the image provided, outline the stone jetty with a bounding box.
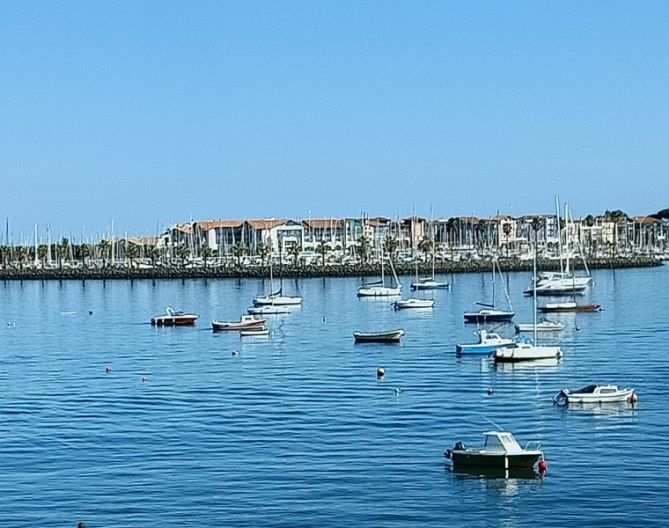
[0,256,661,281]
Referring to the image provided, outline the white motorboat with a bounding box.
[212,315,266,332]
[456,329,515,355]
[515,319,565,333]
[393,298,435,310]
[444,431,545,470]
[553,384,637,405]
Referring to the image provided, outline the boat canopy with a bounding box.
[483,432,524,454]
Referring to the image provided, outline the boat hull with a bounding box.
[539,304,600,313]
[393,299,434,309]
[151,315,198,326]
[494,344,562,362]
[410,281,449,291]
[515,322,564,332]
[449,451,542,469]
[212,319,266,332]
[353,330,405,343]
[357,287,402,297]
[464,311,515,323]
[253,296,302,306]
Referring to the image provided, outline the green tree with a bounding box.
[232,243,247,267]
[502,223,512,257]
[57,238,69,269]
[315,241,330,268]
[383,235,399,262]
[356,235,371,263]
[257,242,270,267]
[288,243,302,267]
[97,239,111,267]
[418,236,434,260]
[17,246,27,270]
[79,243,92,268]
[37,244,48,267]
[0,246,10,269]
[176,244,190,267]
[126,243,140,268]
[201,243,212,268]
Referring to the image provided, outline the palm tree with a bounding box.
[201,243,212,268]
[315,241,330,268]
[383,235,399,262]
[79,243,92,268]
[176,244,190,267]
[256,242,270,267]
[57,238,68,269]
[288,243,302,267]
[232,243,247,267]
[418,236,434,260]
[37,244,48,268]
[126,243,140,268]
[0,245,10,269]
[97,239,111,268]
[502,223,512,257]
[356,235,371,263]
[17,246,27,270]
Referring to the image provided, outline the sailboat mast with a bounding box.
[555,196,564,275]
[491,258,496,308]
[533,228,538,344]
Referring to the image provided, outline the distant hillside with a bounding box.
[654,208,669,219]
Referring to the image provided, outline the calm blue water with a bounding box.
[1,266,668,527]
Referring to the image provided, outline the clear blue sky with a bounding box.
[1,1,668,240]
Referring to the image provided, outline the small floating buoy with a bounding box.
[105,366,112,374]
[89,310,93,315]
[487,387,494,396]
[538,459,548,474]
[141,376,148,383]
[78,522,87,528]
[232,350,239,357]
[395,387,402,396]
[377,367,385,379]
[630,391,638,405]
[322,316,326,323]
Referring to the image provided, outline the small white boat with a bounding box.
[444,431,545,470]
[410,277,449,290]
[456,329,515,355]
[240,328,270,337]
[515,319,565,333]
[247,305,292,315]
[393,298,435,310]
[357,284,402,297]
[553,384,637,405]
[353,329,405,343]
[212,315,266,332]
[253,293,302,306]
[493,342,563,362]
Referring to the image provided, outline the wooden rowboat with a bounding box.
[353,329,405,343]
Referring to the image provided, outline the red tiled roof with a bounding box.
[196,220,244,230]
[246,219,288,229]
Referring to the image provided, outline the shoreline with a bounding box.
[0,256,661,281]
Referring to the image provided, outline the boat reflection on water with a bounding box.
[448,466,543,497]
[555,400,637,418]
[493,357,561,371]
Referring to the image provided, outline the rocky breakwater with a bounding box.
[0,255,662,281]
